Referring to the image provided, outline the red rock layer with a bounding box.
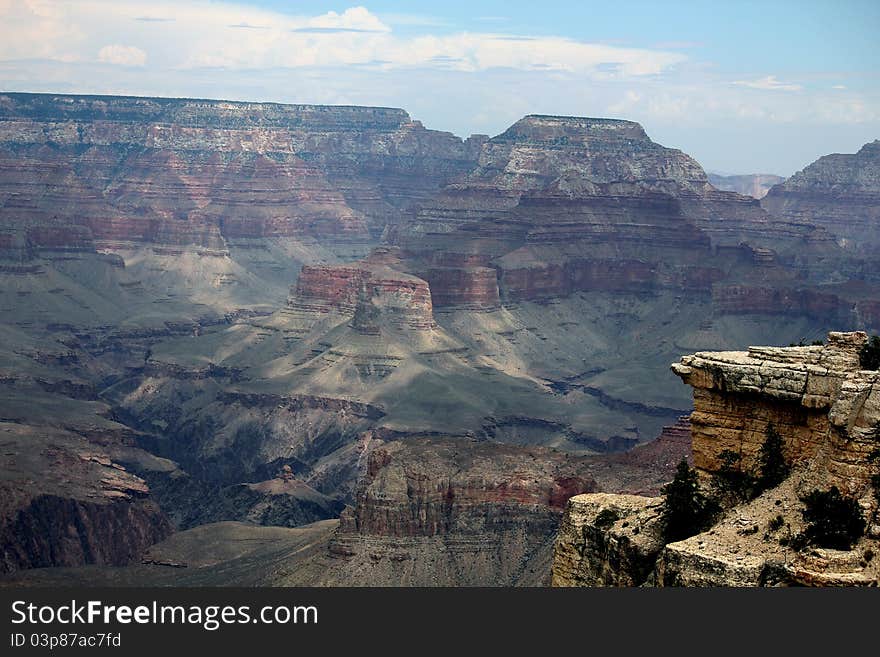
[423,267,501,309]
[387,114,836,310]
[376,115,875,327]
[712,285,847,320]
[0,93,484,250]
[289,263,436,330]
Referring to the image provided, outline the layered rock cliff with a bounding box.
[317,436,597,585]
[0,92,482,248]
[552,331,880,586]
[389,114,834,312]
[762,140,880,251]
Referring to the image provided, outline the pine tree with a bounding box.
[757,423,790,490]
[714,449,757,501]
[661,459,717,543]
[859,335,880,370]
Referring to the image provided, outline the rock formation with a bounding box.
[387,114,836,312]
[552,331,880,586]
[318,436,597,585]
[0,92,482,246]
[0,421,172,572]
[762,141,880,250]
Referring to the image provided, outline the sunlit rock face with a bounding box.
[671,331,878,491]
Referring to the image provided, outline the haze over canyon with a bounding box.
[0,92,878,586]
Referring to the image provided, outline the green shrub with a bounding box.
[800,486,866,550]
[714,449,757,501]
[859,335,880,370]
[713,425,790,503]
[594,508,620,529]
[661,459,719,543]
[757,424,790,490]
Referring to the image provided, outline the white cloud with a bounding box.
[731,75,802,92]
[379,13,450,28]
[98,44,146,66]
[298,6,390,32]
[0,1,683,76]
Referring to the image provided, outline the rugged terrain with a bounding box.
[763,140,880,250]
[552,332,880,586]
[0,92,878,585]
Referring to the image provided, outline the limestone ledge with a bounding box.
[672,331,877,432]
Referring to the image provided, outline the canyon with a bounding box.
[0,92,877,586]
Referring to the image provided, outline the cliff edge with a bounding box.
[552,331,880,586]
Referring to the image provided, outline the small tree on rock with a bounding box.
[801,486,865,550]
[661,459,718,543]
[859,335,880,370]
[757,423,790,491]
[714,449,757,502]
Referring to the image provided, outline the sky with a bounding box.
[0,0,878,175]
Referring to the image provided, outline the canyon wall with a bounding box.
[2,94,879,584]
[0,93,482,250]
[0,422,172,572]
[763,141,880,250]
[379,114,853,316]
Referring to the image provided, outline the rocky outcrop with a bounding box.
[670,330,878,490]
[338,437,595,537]
[762,141,880,250]
[385,114,839,311]
[552,331,880,586]
[0,422,172,572]
[288,261,436,330]
[551,493,665,586]
[324,436,599,585]
[708,173,784,199]
[392,115,718,306]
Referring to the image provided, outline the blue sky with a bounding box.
[1,1,878,174]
